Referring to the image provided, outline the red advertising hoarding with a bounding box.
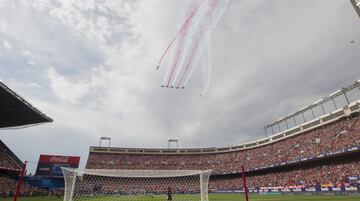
[35,154,80,177]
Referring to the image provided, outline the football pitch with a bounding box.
[4,194,360,201]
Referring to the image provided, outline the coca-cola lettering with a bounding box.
[49,156,69,163]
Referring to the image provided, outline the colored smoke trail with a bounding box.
[183,0,230,90]
[158,0,230,91]
[176,26,204,89]
[200,38,212,95]
[180,0,220,89]
[164,2,202,87]
[157,0,205,69]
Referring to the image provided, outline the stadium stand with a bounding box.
[0,141,62,198]
[210,156,360,191]
[0,80,54,198]
[86,100,360,192]
[0,174,52,198]
[0,140,29,197]
[0,140,22,172]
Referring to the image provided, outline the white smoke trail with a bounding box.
[171,0,208,87]
[200,37,212,95]
[172,0,208,87]
[159,0,230,91]
[182,0,230,88]
[171,33,192,87]
[161,0,204,87]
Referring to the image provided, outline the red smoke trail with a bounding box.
[157,38,176,68]
[176,29,202,88]
[166,38,185,87]
[176,0,219,88]
[157,1,204,69]
[164,2,205,86]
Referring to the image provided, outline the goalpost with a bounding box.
[62,168,212,201]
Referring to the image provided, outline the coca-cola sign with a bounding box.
[35,154,80,177]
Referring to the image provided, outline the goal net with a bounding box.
[62,168,212,201]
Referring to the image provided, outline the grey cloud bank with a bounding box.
[0,0,359,173]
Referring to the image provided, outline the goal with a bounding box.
[62,168,212,201]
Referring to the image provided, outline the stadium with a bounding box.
[1,1,360,201]
[1,80,360,200]
[82,82,360,199]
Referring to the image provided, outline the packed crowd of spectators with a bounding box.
[0,174,60,198]
[0,147,21,171]
[209,160,360,190]
[70,160,360,195]
[87,114,360,174]
[247,160,360,188]
[0,142,62,198]
[85,113,360,190]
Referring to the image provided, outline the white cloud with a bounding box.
[0,21,6,32]
[47,67,90,104]
[47,0,139,48]
[3,40,12,50]
[27,61,36,65]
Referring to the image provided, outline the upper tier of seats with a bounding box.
[0,140,22,171]
[87,111,360,174]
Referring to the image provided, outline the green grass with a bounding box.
[3,194,360,201]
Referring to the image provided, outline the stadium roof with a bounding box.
[351,0,360,18]
[0,80,53,129]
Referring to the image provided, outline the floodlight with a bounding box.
[168,138,179,149]
[99,136,111,147]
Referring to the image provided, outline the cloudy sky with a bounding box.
[0,0,360,173]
